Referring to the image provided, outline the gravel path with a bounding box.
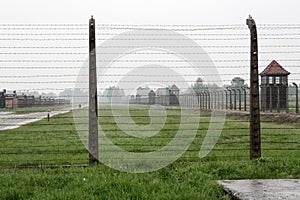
[0,109,71,131]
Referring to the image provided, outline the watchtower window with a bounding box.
[275,77,280,84]
[281,76,287,84]
[268,77,274,84]
[261,76,267,84]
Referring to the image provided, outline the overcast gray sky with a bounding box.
[0,0,300,94]
[1,0,299,24]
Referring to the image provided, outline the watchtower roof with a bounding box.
[149,90,155,95]
[260,60,290,76]
[170,84,179,91]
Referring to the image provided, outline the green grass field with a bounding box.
[0,105,299,199]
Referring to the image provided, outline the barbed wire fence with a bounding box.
[0,23,89,167]
[0,18,299,168]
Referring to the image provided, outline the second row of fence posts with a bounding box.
[195,89,248,111]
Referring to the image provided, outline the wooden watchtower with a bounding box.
[260,60,290,111]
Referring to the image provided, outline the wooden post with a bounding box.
[293,83,299,114]
[200,93,203,109]
[220,91,224,110]
[214,91,217,109]
[199,93,202,109]
[242,87,248,111]
[269,85,273,112]
[89,16,99,165]
[232,88,237,110]
[205,92,207,109]
[247,16,261,159]
[224,90,228,110]
[238,88,242,111]
[260,85,265,112]
[277,85,280,113]
[202,92,205,109]
[286,84,289,113]
[207,91,210,109]
[227,88,233,110]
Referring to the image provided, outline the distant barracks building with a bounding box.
[0,89,70,109]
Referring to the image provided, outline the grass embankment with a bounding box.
[0,106,299,199]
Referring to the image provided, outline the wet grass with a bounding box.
[0,158,299,200]
[0,105,299,199]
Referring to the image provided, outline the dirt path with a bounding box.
[0,109,71,131]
